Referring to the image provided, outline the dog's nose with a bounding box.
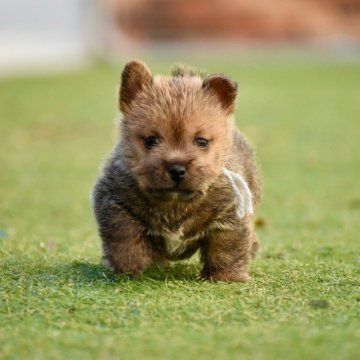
[167,164,186,183]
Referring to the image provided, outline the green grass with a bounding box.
[1,57,359,360]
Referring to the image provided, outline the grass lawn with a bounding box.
[0,56,359,359]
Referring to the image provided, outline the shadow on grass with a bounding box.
[1,257,199,285]
[61,260,200,284]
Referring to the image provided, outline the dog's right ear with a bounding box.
[202,74,237,114]
[119,61,153,113]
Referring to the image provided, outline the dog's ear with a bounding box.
[119,60,153,113]
[202,75,238,114]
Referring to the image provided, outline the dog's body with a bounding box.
[93,61,261,282]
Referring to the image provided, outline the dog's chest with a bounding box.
[148,207,205,254]
[162,229,184,253]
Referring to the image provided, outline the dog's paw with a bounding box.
[202,269,252,283]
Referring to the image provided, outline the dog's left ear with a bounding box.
[202,75,238,114]
[119,60,153,114]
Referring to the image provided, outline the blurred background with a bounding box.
[1,0,360,75]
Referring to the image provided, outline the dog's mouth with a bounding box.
[146,187,200,202]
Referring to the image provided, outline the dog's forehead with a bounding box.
[136,77,221,125]
[125,75,230,142]
[152,76,203,114]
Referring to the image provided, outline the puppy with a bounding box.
[93,61,261,282]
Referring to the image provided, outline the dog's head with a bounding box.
[119,61,237,202]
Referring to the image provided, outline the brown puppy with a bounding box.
[93,61,261,282]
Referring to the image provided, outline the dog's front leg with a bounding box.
[200,223,255,282]
[98,204,165,276]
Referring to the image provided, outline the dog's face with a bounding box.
[119,61,237,202]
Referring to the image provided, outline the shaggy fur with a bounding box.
[93,61,261,282]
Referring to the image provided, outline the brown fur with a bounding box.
[93,61,261,282]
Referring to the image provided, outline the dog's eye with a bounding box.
[144,136,160,149]
[194,137,209,148]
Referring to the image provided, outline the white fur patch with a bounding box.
[162,229,184,253]
[222,168,254,218]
